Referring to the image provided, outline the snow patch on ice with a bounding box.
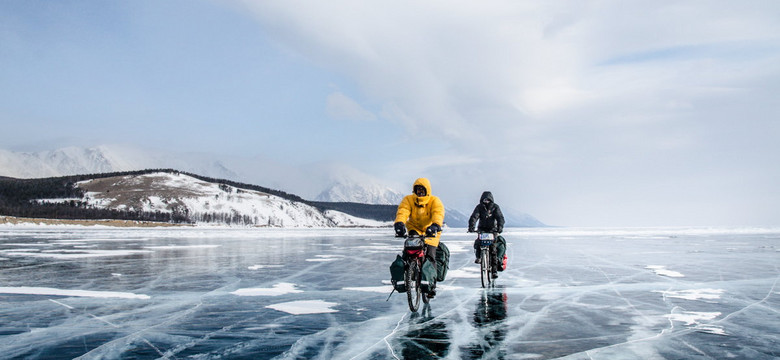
[231,282,303,296]
[0,249,152,259]
[666,311,721,326]
[248,264,283,270]
[342,286,393,293]
[245,324,283,331]
[305,254,345,262]
[143,244,221,250]
[3,243,52,247]
[696,325,728,336]
[646,265,684,278]
[266,300,339,315]
[0,286,150,299]
[655,288,724,301]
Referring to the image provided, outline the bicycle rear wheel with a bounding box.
[405,259,422,312]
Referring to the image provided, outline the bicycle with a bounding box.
[477,231,497,288]
[401,234,433,312]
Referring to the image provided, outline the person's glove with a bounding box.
[468,227,475,233]
[425,223,441,237]
[394,222,407,237]
[497,226,503,234]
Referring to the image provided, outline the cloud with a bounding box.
[4,1,765,226]
[232,0,780,226]
[237,1,778,129]
[326,91,377,122]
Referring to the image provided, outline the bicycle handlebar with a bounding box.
[406,234,436,239]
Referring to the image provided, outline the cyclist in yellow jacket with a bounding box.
[394,177,445,267]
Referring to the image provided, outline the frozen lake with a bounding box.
[1,226,778,359]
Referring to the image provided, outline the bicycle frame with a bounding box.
[402,234,431,312]
[477,232,497,288]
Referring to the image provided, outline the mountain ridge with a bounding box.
[0,146,545,227]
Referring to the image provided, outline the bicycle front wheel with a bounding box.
[405,259,422,312]
[480,249,490,288]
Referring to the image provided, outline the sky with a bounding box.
[1,0,779,227]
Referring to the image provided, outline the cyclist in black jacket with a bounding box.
[468,191,505,269]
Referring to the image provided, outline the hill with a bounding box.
[0,169,392,227]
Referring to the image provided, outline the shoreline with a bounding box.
[0,215,392,229]
[0,215,188,228]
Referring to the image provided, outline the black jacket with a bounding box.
[468,191,505,232]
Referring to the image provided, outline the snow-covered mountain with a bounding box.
[0,146,118,179]
[0,145,402,205]
[504,209,546,227]
[444,207,544,228]
[39,171,388,227]
[314,165,404,205]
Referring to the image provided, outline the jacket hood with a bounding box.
[413,178,432,205]
[480,191,494,203]
[413,178,432,195]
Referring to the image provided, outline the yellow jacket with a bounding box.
[394,178,445,247]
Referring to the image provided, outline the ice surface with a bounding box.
[0,226,778,359]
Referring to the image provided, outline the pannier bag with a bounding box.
[435,242,450,281]
[389,255,406,292]
[496,235,507,271]
[420,260,437,293]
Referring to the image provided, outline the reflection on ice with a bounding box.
[0,226,778,359]
[463,289,509,359]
